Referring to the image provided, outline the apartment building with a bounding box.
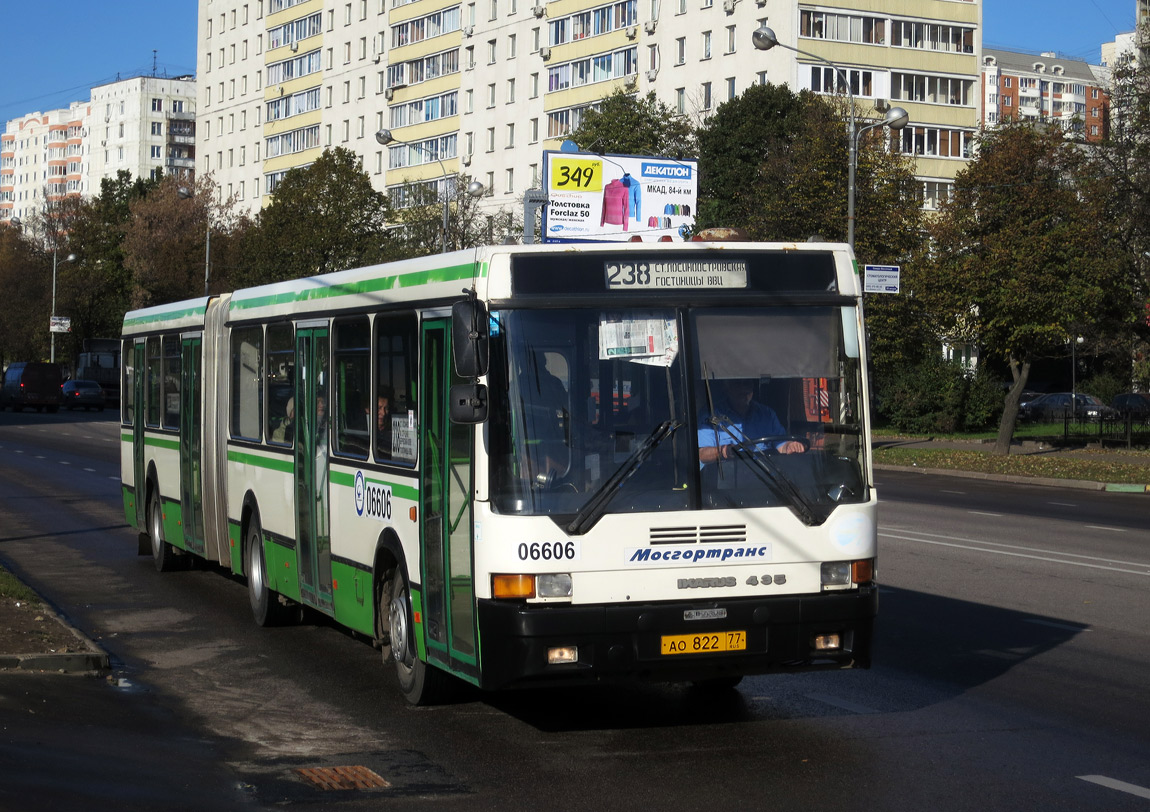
[981,48,1109,143]
[1,75,197,227]
[197,0,981,218]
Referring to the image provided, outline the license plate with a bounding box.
[660,630,746,655]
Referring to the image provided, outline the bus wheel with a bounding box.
[148,493,180,573]
[387,567,451,705]
[246,518,290,627]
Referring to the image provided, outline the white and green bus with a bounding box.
[121,238,879,703]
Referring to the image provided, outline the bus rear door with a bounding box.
[294,323,334,613]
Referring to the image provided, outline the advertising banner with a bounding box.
[541,150,698,243]
[49,316,72,334]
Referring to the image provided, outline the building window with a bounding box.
[675,37,685,64]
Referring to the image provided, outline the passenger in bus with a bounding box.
[272,397,295,444]
[698,379,806,464]
[374,388,392,458]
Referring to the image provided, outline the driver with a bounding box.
[698,379,805,463]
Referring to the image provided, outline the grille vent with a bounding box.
[650,524,747,544]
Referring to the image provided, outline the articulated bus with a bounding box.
[121,239,878,704]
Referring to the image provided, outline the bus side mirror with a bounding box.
[452,297,489,378]
[450,383,488,424]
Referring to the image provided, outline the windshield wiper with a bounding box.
[708,416,821,526]
[566,419,681,535]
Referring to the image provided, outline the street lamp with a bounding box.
[752,26,908,249]
[51,249,76,364]
[375,128,485,252]
[177,186,211,296]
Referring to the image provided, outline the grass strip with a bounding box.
[873,447,1150,485]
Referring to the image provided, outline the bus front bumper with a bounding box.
[476,585,877,690]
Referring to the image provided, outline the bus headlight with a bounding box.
[536,573,573,598]
[821,559,874,590]
[821,561,851,589]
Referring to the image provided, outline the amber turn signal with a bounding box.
[492,574,535,599]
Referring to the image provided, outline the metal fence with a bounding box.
[1048,415,1150,448]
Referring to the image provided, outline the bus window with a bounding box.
[374,313,419,464]
[162,335,181,430]
[122,339,134,426]
[145,336,162,428]
[231,326,263,441]
[266,322,295,446]
[333,317,370,459]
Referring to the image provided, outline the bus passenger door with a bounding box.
[131,340,146,529]
[294,324,334,613]
[419,319,478,682]
[178,334,205,556]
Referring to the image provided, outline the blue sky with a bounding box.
[0,0,1142,123]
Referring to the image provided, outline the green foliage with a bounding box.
[1078,372,1125,405]
[569,89,695,158]
[922,122,1140,450]
[237,148,399,287]
[876,357,1002,434]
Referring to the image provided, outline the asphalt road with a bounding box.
[1,409,1149,811]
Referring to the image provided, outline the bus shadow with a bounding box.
[483,585,1086,732]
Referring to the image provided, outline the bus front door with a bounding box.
[178,335,205,556]
[419,319,478,683]
[294,324,334,613]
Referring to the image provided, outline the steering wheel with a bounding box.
[740,435,809,454]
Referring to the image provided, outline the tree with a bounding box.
[568,89,696,158]
[921,123,1139,454]
[387,176,519,256]
[56,172,156,353]
[0,223,50,364]
[237,147,398,288]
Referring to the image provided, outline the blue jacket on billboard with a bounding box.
[621,174,642,222]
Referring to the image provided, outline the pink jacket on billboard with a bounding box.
[601,179,629,229]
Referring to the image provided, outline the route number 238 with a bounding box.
[555,164,596,189]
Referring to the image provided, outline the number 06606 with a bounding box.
[517,541,580,561]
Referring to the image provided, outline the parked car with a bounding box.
[1110,392,1150,421]
[62,379,106,411]
[1021,392,1116,421]
[0,362,64,412]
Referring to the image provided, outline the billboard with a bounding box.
[541,150,698,243]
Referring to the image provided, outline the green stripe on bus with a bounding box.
[145,436,180,451]
[122,304,207,327]
[230,261,479,311]
[227,449,295,473]
[328,470,419,501]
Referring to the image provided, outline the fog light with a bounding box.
[548,646,578,664]
[813,633,841,651]
[821,561,851,587]
[536,573,572,598]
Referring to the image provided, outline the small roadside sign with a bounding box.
[50,316,72,334]
[864,264,900,294]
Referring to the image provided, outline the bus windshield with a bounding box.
[488,306,868,526]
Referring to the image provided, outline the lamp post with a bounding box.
[177,186,211,296]
[375,128,485,252]
[51,249,76,363]
[752,26,908,249]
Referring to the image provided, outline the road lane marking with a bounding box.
[881,531,1150,576]
[84,468,95,472]
[968,511,1002,517]
[940,489,965,494]
[1077,776,1150,800]
[59,460,70,465]
[1047,501,1077,507]
[1084,525,1127,533]
[1024,619,1091,632]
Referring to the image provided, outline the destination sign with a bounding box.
[605,260,748,290]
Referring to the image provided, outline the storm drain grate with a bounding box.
[293,766,391,791]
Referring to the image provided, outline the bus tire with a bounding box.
[386,567,451,705]
[246,517,290,627]
[148,492,181,573]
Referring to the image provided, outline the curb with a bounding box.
[874,463,1149,493]
[0,604,110,676]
